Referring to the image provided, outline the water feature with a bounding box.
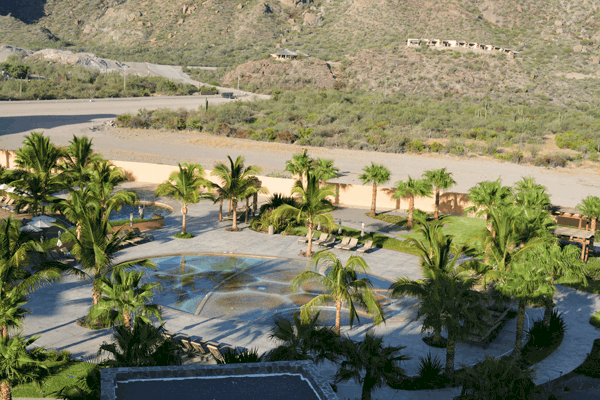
[143,254,394,326]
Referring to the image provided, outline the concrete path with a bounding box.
[20,182,600,399]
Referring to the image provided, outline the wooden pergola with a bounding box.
[551,205,593,230]
[553,226,595,262]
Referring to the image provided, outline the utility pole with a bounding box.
[123,66,126,91]
[237,73,240,91]
[19,79,22,97]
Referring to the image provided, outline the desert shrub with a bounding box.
[429,141,444,152]
[408,140,425,153]
[532,153,571,168]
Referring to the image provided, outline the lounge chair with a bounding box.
[357,240,374,253]
[341,237,359,251]
[180,338,194,351]
[334,237,351,249]
[190,339,207,355]
[205,342,224,363]
[317,234,336,247]
[133,227,154,242]
[311,233,329,246]
[298,231,318,244]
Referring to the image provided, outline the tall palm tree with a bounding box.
[155,163,213,235]
[272,171,335,256]
[284,149,315,186]
[389,218,475,345]
[211,156,264,231]
[90,267,162,331]
[513,176,551,209]
[0,335,46,400]
[12,131,65,176]
[423,168,456,220]
[314,158,339,184]
[334,333,410,400]
[5,171,63,216]
[359,162,391,217]
[578,195,600,233]
[55,188,99,240]
[98,317,183,368]
[291,251,385,335]
[63,207,145,307]
[266,311,340,364]
[61,135,103,189]
[393,176,432,229]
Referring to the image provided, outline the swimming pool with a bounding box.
[109,204,172,221]
[143,255,393,326]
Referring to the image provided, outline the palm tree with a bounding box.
[389,218,475,345]
[359,163,391,217]
[393,176,432,229]
[61,135,102,189]
[435,272,488,379]
[465,179,512,236]
[98,317,183,367]
[314,158,339,184]
[63,207,144,307]
[90,267,162,331]
[5,171,63,216]
[12,131,65,176]
[578,195,600,233]
[88,160,137,214]
[0,217,76,339]
[423,168,456,220]
[156,163,213,235]
[55,188,99,240]
[0,335,46,400]
[334,333,410,400]
[211,156,264,231]
[272,171,335,256]
[513,177,551,209]
[266,311,340,364]
[291,251,385,335]
[284,149,315,186]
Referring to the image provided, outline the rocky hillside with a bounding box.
[1,0,600,104]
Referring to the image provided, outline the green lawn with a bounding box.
[398,216,487,248]
[12,361,99,398]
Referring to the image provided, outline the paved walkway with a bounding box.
[20,182,600,399]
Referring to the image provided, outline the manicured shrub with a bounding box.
[174,232,194,239]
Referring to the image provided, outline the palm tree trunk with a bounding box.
[543,296,554,328]
[1,380,11,400]
[445,335,456,379]
[335,300,342,336]
[306,224,313,257]
[0,326,7,340]
[434,188,440,220]
[92,281,101,306]
[433,328,442,344]
[232,199,238,230]
[76,223,82,241]
[245,197,249,224]
[513,299,526,361]
[253,193,257,216]
[219,199,223,222]
[361,372,373,400]
[123,311,132,331]
[181,204,188,234]
[407,196,415,229]
[228,199,231,215]
[370,182,377,217]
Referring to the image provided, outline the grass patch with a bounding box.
[12,362,99,398]
[574,338,600,378]
[398,216,486,248]
[367,212,407,227]
[590,311,600,329]
[110,218,155,226]
[174,233,194,239]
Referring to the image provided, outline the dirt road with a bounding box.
[1,97,598,207]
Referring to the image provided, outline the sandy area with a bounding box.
[1,97,599,207]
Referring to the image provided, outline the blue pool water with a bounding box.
[142,255,393,325]
[108,204,171,221]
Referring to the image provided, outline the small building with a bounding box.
[270,48,298,61]
[443,40,458,48]
[468,42,479,49]
[458,41,468,48]
[428,39,443,47]
[407,38,422,47]
[484,44,495,51]
[503,48,519,59]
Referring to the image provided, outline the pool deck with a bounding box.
[21,182,600,400]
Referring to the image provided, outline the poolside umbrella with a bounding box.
[32,215,56,224]
[338,220,342,235]
[361,222,365,238]
[5,187,15,193]
[29,220,53,229]
[19,225,41,233]
[57,231,63,248]
[0,184,7,190]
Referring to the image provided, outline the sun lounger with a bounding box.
[357,240,374,253]
[173,334,191,346]
[190,339,207,355]
[205,342,224,362]
[162,330,175,339]
[311,233,329,246]
[341,237,359,251]
[180,338,194,351]
[298,231,318,244]
[318,234,336,247]
[333,237,351,249]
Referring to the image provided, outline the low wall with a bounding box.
[1,152,475,214]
